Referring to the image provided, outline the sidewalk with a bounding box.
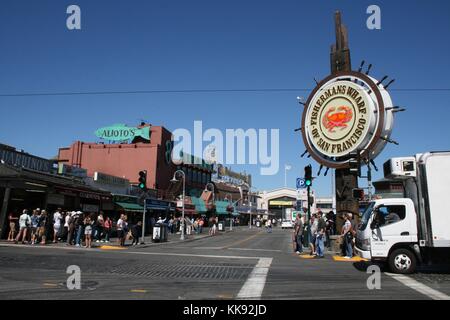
[0,227,240,250]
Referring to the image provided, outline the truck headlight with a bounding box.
[360,238,371,251]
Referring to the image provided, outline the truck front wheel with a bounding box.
[388,249,417,274]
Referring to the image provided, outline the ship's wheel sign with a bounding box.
[301,71,395,169]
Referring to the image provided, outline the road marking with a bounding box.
[236,257,273,300]
[228,248,281,252]
[386,273,450,300]
[193,247,224,250]
[216,294,234,299]
[99,245,127,250]
[298,255,316,259]
[43,283,58,287]
[130,289,147,293]
[332,256,368,262]
[223,231,262,249]
[0,243,263,260]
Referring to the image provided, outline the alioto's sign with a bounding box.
[301,71,395,169]
[95,124,150,142]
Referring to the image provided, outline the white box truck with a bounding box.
[355,151,450,273]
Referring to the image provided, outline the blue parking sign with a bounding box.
[296,178,306,189]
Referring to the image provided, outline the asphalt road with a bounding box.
[0,227,449,300]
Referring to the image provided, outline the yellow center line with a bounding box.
[130,289,147,293]
[223,231,262,249]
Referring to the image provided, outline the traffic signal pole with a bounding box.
[141,197,146,244]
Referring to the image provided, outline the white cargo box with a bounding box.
[418,152,450,247]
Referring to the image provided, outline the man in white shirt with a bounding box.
[15,209,31,244]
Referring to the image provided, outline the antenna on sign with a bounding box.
[324,167,330,176]
[365,64,372,75]
[380,137,399,145]
[294,127,302,132]
[301,150,309,158]
[297,96,306,106]
[314,78,319,85]
[384,79,395,89]
[355,61,365,84]
[376,76,388,86]
[317,164,324,176]
[358,60,365,73]
[370,159,379,172]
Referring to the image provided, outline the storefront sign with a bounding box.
[79,192,101,200]
[216,164,251,186]
[269,200,294,206]
[145,199,175,211]
[95,124,151,142]
[0,145,53,173]
[82,204,99,212]
[94,172,129,187]
[58,164,87,178]
[302,72,395,168]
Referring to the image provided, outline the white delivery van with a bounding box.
[355,152,450,273]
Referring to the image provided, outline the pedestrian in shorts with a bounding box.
[84,214,93,248]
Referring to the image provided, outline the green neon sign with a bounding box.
[95,124,150,142]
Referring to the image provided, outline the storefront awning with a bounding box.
[191,196,207,213]
[215,200,231,215]
[115,202,144,212]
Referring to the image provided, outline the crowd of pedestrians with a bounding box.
[293,210,357,258]
[6,208,136,248]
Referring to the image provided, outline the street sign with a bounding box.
[296,178,306,189]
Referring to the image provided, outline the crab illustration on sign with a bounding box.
[322,106,353,132]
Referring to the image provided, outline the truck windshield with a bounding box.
[359,202,375,231]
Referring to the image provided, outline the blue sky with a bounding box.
[0,0,450,197]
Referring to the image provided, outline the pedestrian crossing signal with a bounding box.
[138,170,147,190]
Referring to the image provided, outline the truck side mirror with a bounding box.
[370,209,380,229]
[370,220,379,230]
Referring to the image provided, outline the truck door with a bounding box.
[370,204,411,258]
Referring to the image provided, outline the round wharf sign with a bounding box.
[301,71,394,169]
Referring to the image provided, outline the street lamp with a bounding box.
[225,193,233,231]
[171,170,186,240]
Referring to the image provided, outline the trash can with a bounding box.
[152,223,168,242]
[218,222,224,231]
[256,221,261,228]
[152,223,162,242]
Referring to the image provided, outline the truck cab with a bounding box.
[356,152,450,274]
[356,198,419,273]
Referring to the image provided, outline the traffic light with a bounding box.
[304,164,312,187]
[352,188,364,200]
[349,151,361,177]
[138,170,147,190]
